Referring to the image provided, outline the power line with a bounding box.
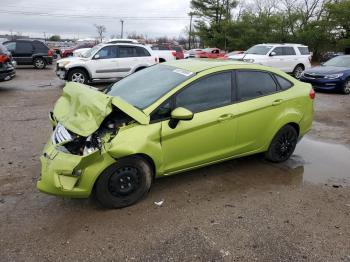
[0,9,190,21]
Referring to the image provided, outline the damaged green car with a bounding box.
[37,60,314,208]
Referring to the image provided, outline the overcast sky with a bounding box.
[0,0,192,39]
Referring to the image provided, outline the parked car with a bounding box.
[150,45,177,62]
[56,43,158,84]
[300,55,350,94]
[0,43,16,81]
[61,43,95,58]
[3,40,53,69]
[37,59,314,208]
[186,49,204,58]
[194,48,226,59]
[151,44,184,60]
[229,43,312,79]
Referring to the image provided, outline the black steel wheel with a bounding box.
[94,156,153,208]
[265,125,298,163]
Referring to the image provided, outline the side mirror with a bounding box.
[168,107,194,129]
[94,54,100,59]
[269,51,276,56]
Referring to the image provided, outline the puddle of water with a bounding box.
[286,137,350,186]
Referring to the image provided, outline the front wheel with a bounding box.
[265,125,298,163]
[94,156,153,209]
[67,69,88,84]
[342,78,350,95]
[293,65,304,79]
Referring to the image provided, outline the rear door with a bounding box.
[233,70,285,154]
[160,71,239,173]
[87,45,119,79]
[282,46,297,73]
[15,41,34,64]
[115,46,140,77]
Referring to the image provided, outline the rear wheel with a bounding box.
[265,125,298,163]
[33,57,46,69]
[94,156,153,209]
[342,78,350,95]
[293,64,304,79]
[67,69,88,84]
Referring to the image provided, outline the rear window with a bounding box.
[33,41,48,51]
[284,47,296,55]
[136,46,150,57]
[275,75,293,90]
[173,46,182,52]
[298,47,310,55]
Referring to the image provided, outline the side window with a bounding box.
[33,41,48,52]
[272,47,283,56]
[275,74,293,90]
[136,47,150,57]
[175,72,232,113]
[284,47,296,55]
[16,42,33,53]
[298,47,310,55]
[4,42,16,52]
[95,46,117,59]
[237,71,278,100]
[150,100,172,122]
[118,46,137,58]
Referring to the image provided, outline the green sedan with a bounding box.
[37,60,314,208]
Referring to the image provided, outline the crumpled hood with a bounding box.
[53,82,150,137]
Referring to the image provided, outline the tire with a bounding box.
[265,125,298,163]
[292,64,304,79]
[342,78,350,95]
[67,68,88,84]
[33,57,46,69]
[94,156,153,209]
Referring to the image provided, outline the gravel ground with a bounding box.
[0,67,349,262]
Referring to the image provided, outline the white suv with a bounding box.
[56,43,158,84]
[229,44,312,79]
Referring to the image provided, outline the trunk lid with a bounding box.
[53,82,149,136]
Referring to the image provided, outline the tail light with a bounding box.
[309,88,315,99]
[48,50,53,57]
[0,54,9,63]
[171,51,177,57]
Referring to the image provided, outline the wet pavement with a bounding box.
[0,68,350,261]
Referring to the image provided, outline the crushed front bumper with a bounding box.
[37,140,116,198]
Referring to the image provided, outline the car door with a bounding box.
[115,46,139,77]
[14,41,34,65]
[87,45,119,79]
[160,71,239,174]
[233,70,284,154]
[266,47,287,71]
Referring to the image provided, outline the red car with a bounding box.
[61,43,95,58]
[195,48,226,59]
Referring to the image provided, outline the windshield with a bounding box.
[82,44,102,58]
[108,65,195,109]
[246,45,272,55]
[323,56,350,67]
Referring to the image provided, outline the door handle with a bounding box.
[272,99,284,106]
[217,114,234,122]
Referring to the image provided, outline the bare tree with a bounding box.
[94,24,106,43]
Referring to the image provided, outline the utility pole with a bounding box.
[43,32,46,43]
[188,12,193,50]
[120,20,124,39]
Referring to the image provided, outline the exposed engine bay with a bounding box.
[52,106,133,156]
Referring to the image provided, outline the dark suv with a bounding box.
[3,40,53,69]
[0,43,16,81]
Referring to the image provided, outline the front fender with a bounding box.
[106,123,164,176]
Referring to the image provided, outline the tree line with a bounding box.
[189,0,350,59]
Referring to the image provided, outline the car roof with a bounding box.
[258,43,308,47]
[164,59,251,73]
